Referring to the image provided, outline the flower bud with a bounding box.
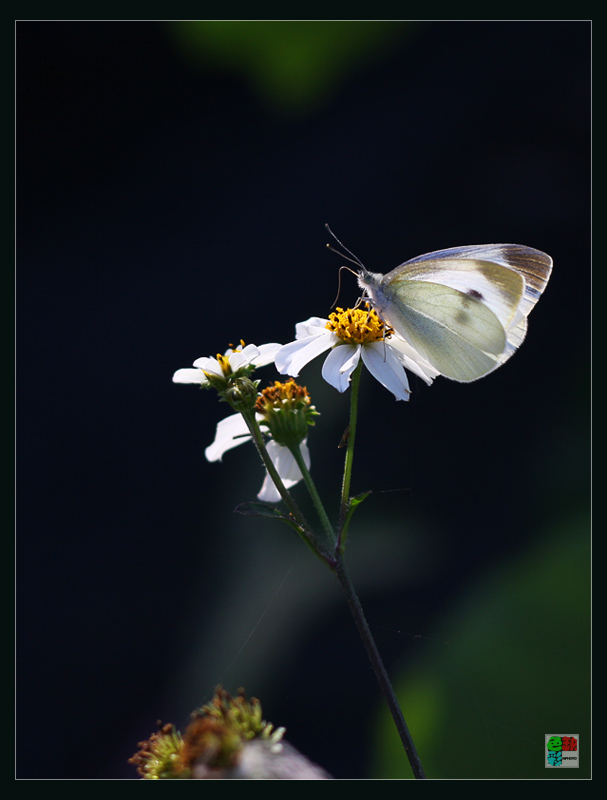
[224,376,259,412]
[255,379,318,450]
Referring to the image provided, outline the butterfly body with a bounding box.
[356,244,552,382]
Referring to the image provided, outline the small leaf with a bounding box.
[338,491,373,553]
[349,491,372,510]
[235,501,307,538]
[234,501,286,519]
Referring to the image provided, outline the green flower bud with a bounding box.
[255,379,319,450]
[224,376,259,412]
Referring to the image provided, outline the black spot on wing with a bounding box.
[456,290,482,324]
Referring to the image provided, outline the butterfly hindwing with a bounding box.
[379,279,507,382]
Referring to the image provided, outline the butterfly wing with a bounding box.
[360,244,552,382]
[400,244,552,320]
[377,278,509,381]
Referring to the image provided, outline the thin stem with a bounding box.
[289,443,336,548]
[235,380,426,777]
[332,554,426,780]
[240,411,331,563]
[338,359,362,551]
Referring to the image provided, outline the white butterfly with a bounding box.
[354,243,553,383]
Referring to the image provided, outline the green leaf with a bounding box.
[349,491,372,509]
[234,501,286,519]
[338,491,372,552]
[234,501,307,538]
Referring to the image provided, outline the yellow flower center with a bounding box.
[256,378,311,414]
[326,305,392,345]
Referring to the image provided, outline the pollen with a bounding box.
[215,341,247,376]
[256,378,311,413]
[215,353,232,376]
[326,305,393,345]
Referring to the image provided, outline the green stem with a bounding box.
[235,379,426,777]
[240,411,331,563]
[338,360,362,551]
[289,442,336,548]
[332,554,426,779]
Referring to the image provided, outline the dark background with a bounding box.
[17,21,590,779]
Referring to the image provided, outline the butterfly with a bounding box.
[352,242,553,383]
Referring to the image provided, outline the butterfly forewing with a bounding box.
[385,257,525,330]
[402,244,552,318]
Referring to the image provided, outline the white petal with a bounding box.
[295,317,330,339]
[337,347,360,376]
[321,344,360,392]
[298,440,311,470]
[193,355,222,375]
[173,368,207,384]
[385,336,439,385]
[257,440,308,503]
[252,342,283,366]
[228,343,260,370]
[205,414,251,462]
[257,473,282,503]
[270,440,307,484]
[275,332,336,377]
[361,343,411,401]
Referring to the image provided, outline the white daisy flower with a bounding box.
[275,308,439,401]
[172,341,281,387]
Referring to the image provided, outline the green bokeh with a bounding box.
[373,516,591,779]
[168,21,416,114]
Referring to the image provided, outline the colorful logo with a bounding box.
[545,735,579,768]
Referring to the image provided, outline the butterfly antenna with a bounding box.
[325,223,365,268]
[330,265,353,309]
